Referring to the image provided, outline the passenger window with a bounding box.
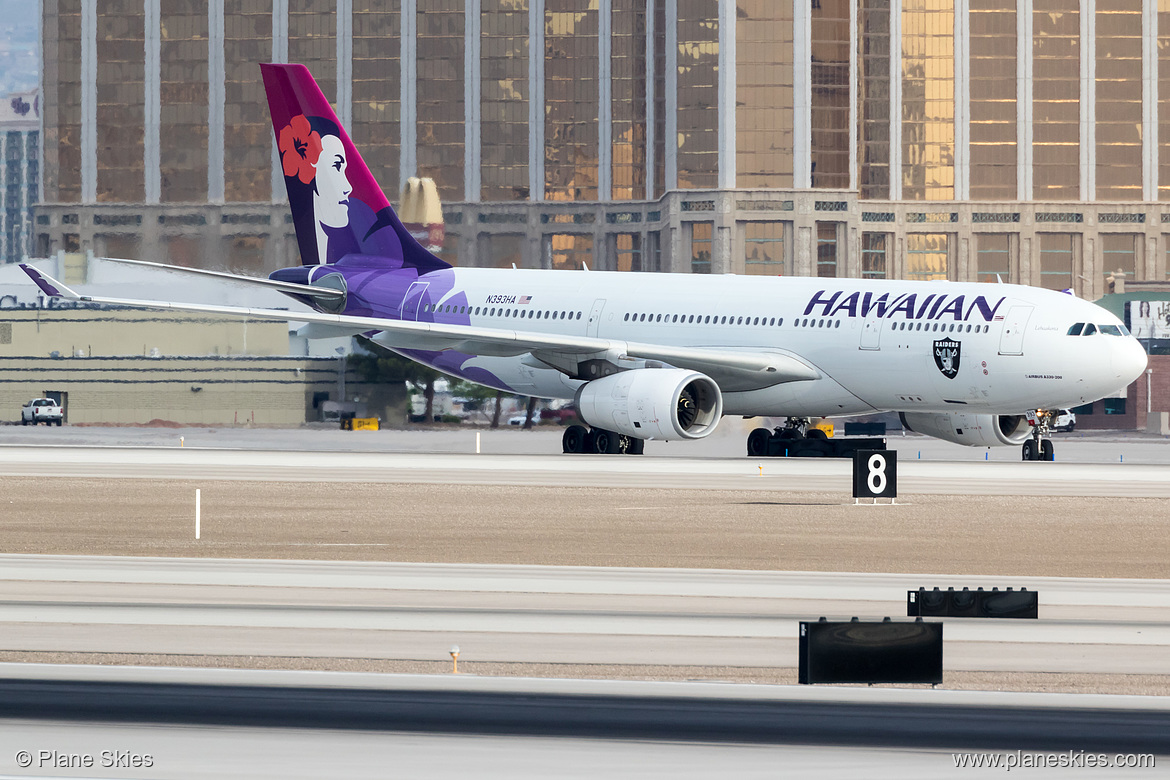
[778,318,783,326]
[1083,324,1097,336]
[835,320,841,328]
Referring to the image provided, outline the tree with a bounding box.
[353,337,442,422]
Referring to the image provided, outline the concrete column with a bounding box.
[465,0,481,202]
[80,1,96,204]
[795,224,813,276]
[665,0,678,191]
[599,0,612,200]
[1017,0,1033,201]
[717,0,735,190]
[1079,0,1094,201]
[401,0,418,190]
[953,0,969,201]
[1143,0,1158,202]
[848,0,858,193]
[529,0,545,200]
[889,0,902,201]
[645,0,655,199]
[208,0,225,204]
[793,0,810,189]
[145,0,161,204]
[270,0,288,203]
[336,0,353,129]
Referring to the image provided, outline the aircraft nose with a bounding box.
[1112,337,1148,384]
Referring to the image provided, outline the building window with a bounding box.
[1033,0,1079,200]
[481,0,528,201]
[816,222,838,277]
[905,233,948,280]
[545,1,599,200]
[969,0,1017,200]
[737,1,794,188]
[690,222,712,274]
[1095,0,1142,201]
[1071,402,1094,415]
[859,0,891,199]
[676,1,719,189]
[975,233,1011,283]
[615,233,642,271]
[1103,397,1127,415]
[901,0,955,200]
[549,233,592,270]
[744,221,785,276]
[1101,233,1138,282]
[811,0,850,189]
[1038,232,1074,291]
[861,232,888,278]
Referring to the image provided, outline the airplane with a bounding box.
[21,64,1149,461]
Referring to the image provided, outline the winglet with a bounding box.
[19,264,84,301]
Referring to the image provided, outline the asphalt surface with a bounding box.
[1,557,1169,694]
[1,665,1168,754]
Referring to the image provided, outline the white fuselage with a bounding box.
[381,268,1147,419]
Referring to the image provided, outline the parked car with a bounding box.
[1053,409,1076,433]
[22,398,63,426]
[508,410,542,426]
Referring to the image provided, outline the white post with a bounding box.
[476,431,481,454]
[195,489,201,540]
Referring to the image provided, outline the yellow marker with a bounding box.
[450,645,460,674]
[759,465,763,476]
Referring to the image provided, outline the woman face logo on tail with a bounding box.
[278,113,352,264]
[313,134,352,229]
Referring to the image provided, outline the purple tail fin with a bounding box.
[260,63,448,271]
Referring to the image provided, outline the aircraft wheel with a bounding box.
[592,429,618,454]
[806,428,828,440]
[562,425,588,454]
[777,428,803,440]
[747,428,772,457]
[1021,440,1036,461]
[628,438,645,455]
[1040,439,1054,461]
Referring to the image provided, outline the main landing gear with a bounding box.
[562,424,645,455]
[1021,410,1056,462]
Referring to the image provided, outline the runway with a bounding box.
[2,556,1168,678]
[2,440,1170,496]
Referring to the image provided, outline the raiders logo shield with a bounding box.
[933,339,961,379]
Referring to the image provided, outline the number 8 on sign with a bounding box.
[853,449,897,499]
[867,454,887,494]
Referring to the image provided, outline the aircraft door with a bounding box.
[998,305,1033,356]
[587,298,606,338]
[400,281,429,320]
[860,314,883,350]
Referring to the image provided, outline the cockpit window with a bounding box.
[1083,323,1097,336]
[1098,324,1123,336]
[1067,323,1084,336]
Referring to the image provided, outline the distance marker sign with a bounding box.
[853,449,897,499]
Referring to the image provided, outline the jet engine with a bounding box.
[899,412,1030,447]
[575,368,723,440]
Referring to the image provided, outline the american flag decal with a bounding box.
[518,295,532,304]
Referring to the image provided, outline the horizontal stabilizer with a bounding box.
[98,256,346,302]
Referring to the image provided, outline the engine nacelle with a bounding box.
[900,412,1030,447]
[575,368,723,441]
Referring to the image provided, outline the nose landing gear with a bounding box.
[1022,411,1056,461]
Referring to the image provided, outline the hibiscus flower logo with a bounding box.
[278,115,322,185]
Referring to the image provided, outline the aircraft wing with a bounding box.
[20,264,818,388]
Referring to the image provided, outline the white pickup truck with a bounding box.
[21,398,63,426]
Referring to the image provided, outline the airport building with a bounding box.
[29,1,1170,300]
